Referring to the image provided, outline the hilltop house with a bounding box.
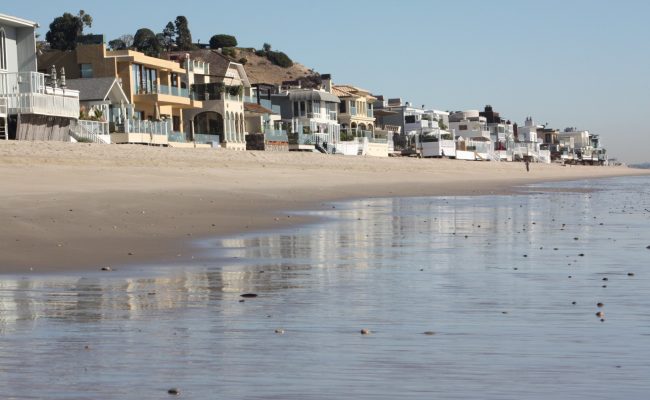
[167,49,250,150]
[39,43,202,145]
[271,76,340,152]
[0,13,79,141]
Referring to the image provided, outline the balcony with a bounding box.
[111,118,172,145]
[0,72,79,119]
[349,106,357,116]
[134,83,200,108]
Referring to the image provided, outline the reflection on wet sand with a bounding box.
[0,177,648,399]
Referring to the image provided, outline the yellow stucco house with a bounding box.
[39,44,202,145]
[332,84,376,139]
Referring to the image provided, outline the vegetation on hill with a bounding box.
[253,42,294,68]
[45,10,93,50]
[106,15,195,55]
[209,34,238,49]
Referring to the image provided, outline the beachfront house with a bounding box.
[374,97,454,157]
[271,77,340,152]
[39,42,203,145]
[167,49,250,150]
[65,77,129,143]
[244,83,286,151]
[449,110,493,160]
[557,127,606,165]
[479,105,515,161]
[513,117,545,162]
[0,13,80,141]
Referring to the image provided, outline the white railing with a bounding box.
[122,119,172,135]
[0,72,80,118]
[0,97,7,116]
[78,120,109,135]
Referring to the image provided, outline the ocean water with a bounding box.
[1,176,649,399]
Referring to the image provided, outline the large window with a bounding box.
[80,63,93,78]
[0,29,6,70]
[132,64,157,94]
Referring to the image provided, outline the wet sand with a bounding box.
[0,141,647,273]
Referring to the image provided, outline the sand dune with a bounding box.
[0,141,646,273]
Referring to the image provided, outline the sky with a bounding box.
[5,0,650,163]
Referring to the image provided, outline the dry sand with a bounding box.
[1,141,647,273]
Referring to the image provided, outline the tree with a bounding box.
[209,34,238,49]
[174,16,193,50]
[266,51,293,68]
[263,42,272,52]
[119,34,134,48]
[133,28,161,56]
[108,38,127,50]
[45,10,93,50]
[161,21,176,51]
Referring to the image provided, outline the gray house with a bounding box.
[0,13,79,140]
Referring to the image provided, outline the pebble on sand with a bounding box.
[596,311,604,318]
[627,272,635,276]
[602,277,608,281]
[360,329,371,335]
[423,331,436,335]
[240,293,258,298]
[167,388,180,396]
[597,302,604,307]
[275,329,285,334]
[100,267,112,271]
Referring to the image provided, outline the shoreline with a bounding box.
[1,141,648,274]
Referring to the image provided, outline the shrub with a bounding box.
[209,34,238,49]
[255,49,266,57]
[238,57,248,65]
[266,50,293,68]
[221,47,236,57]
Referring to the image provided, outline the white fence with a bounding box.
[0,72,80,119]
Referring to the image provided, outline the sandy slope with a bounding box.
[0,141,646,273]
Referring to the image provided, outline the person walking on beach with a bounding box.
[525,158,530,172]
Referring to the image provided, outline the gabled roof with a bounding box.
[181,50,251,87]
[65,77,128,103]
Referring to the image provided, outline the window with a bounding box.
[339,100,346,113]
[299,101,306,116]
[459,124,468,131]
[80,63,93,78]
[293,101,299,117]
[0,29,6,70]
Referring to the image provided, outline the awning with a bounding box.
[244,102,276,115]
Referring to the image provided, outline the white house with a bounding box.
[0,13,79,141]
[272,77,340,152]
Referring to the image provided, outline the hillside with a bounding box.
[227,48,317,85]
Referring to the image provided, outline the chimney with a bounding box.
[321,73,332,92]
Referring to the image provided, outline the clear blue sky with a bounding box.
[5,0,650,163]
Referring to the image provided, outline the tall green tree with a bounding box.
[174,16,194,50]
[45,10,93,51]
[133,28,161,56]
[161,21,176,51]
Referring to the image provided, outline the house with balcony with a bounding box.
[166,49,250,150]
[271,77,340,152]
[513,116,544,162]
[374,97,454,157]
[39,43,202,145]
[0,13,80,141]
[557,127,606,164]
[449,110,493,160]
[331,81,376,138]
[244,83,286,151]
[480,105,515,161]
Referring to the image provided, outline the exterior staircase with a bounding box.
[69,120,110,144]
[0,118,7,140]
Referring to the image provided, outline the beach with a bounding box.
[0,141,647,273]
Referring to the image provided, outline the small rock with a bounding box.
[167,388,180,396]
[423,331,435,335]
[596,311,604,318]
[578,253,585,257]
[602,277,608,281]
[101,267,112,271]
[360,328,371,335]
[627,272,635,276]
[574,237,579,241]
[238,299,245,303]
[501,311,508,314]
[128,252,134,256]
[572,301,577,305]
[602,285,607,288]
[597,302,604,307]
[646,245,650,250]
[274,329,285,334]
[523,254,528,258]
[240,293,258,298]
